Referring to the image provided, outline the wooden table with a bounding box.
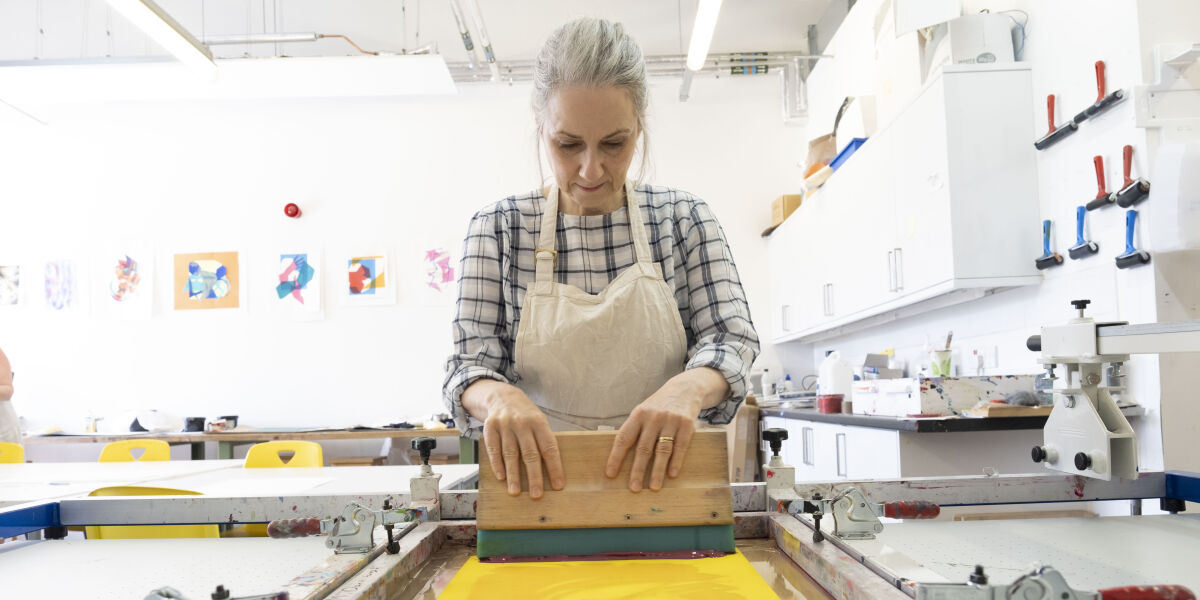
[23,428,476,463]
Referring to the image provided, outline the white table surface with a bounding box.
[0,536,339,600]
[137,464,479,497]
[844,514,1200,591]
[0,460,242,507]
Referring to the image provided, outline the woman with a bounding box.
[443,17,758,499]
[0,346,18,444]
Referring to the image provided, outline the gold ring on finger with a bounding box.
[657,436,675,445]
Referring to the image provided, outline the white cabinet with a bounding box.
[769,64,1040,343]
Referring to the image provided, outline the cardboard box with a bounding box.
[771,194,804,227]
[727,395,761,482]
[851,375,1040,417]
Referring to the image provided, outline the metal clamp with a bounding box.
[323,501,423,555]
[789,487,883,541]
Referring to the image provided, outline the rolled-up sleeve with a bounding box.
[442,209,515,439]
[680,199,760,425]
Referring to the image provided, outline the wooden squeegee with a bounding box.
[476,429,735,559]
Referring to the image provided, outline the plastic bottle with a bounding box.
[817,351,854,398]
[781,374,794,394]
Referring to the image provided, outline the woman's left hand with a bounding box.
[605,369,727,492]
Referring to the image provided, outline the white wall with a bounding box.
[0,74,804,440]
[781,0,1200,487]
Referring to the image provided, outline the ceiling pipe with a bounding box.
[447,0,481,70]
[463,0,500,81]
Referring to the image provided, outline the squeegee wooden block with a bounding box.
[478,429,733,530]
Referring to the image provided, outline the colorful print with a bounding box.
[348,256,384,295]
[0,265,17,306]
[173,251,239,310]
[110,255,141,302]
[424,248,455,292]
[186,260,231,300]
[276,253,315,305]
[44,260,76,310]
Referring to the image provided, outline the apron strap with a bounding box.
[535,184,560,283]
[623,181,653,266]
[535,181,652,283]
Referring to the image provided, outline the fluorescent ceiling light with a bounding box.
[686,0,724,72]
[106,0,215,72]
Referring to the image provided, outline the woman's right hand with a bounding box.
[473,382,564,499]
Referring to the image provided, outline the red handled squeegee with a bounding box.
[1034,94,1078,150]
[1075,60,1125,124]
[1114,144,1151,208]
[1086,155,1115,211]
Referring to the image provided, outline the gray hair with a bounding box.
[532,17,651,182]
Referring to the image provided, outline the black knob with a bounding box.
[1026,335,1042,352]
[1074,452,1092,471]
[762,428,788,457]
[1071,299,1091,310]
[1031,446,1047,463]
[212,585,231,600]
[969,565,988,585]
[411,437,436,465]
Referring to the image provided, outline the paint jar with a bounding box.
[818,394,844,414]
[930,350,952,377]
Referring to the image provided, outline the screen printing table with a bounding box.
[1,468,1197,599]
[23,427,470,462]
[0,459,242,508]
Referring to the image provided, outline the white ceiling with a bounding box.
[0,0,830,63]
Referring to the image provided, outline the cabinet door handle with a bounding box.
[895,248,904,291]
[802,427,814,466]
[887,250,896,292]
[828,283,835,316]
[835,432,847,477]
[821,284,829,316]
[781,304,791,332]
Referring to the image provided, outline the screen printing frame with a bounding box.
[1,470,1196,599]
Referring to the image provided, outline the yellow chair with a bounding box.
[85,486,219,539]
[0,442,23,463]
[243,440,323,468]
[237,441,323,536]
[98,439,171,462]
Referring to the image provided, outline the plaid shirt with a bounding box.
[443,184,759,439]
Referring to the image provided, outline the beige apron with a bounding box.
[0,401,20,444]
[514,182,688,431]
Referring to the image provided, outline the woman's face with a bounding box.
[542,85,640,216]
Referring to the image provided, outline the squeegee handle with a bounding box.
[1042,219,1052,255]
[1098,585,1196,600]
[1123,144,1134,187]
[1095,60,1107,102]
[1094,155,1107,197]
[882,501,940,519]
[1124,210,1138,254]
[266,517,322,538]
[1075,206,1087,245]
[1046,94,1057,133]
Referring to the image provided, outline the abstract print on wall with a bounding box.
[0,265,18,307]
[94,248,154,319]
[424,248,455,293]
[44,259,79,311]
[270,250,322,319]
[174,251,240,310]
[345,253,394,306]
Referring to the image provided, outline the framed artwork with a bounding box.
[93,247,154,319]
[345,252,394,306]
[43,259,80,311]
[269,250,322,319]
[173,251,239,310]
[0,265,18,307]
